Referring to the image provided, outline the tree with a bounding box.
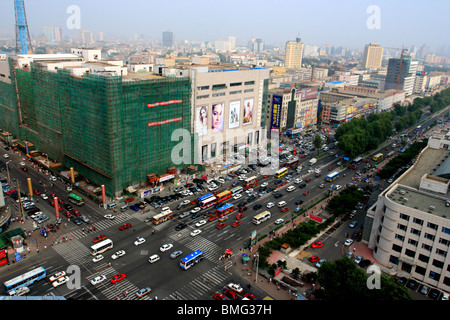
[313,134,323,152]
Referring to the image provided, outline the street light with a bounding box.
[6,160,12,183]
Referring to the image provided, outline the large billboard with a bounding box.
[299,88,318,101]
[243,98,254,125]
[196,106,208,136]
[229,101,240,129]
[211,103,224,132]
[270,95,282,130]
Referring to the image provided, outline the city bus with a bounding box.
[68,193,84,206]
[274,168,288,178]
[252,211,271,225]
[215,190,232,203]
[230,186,243,195]
[352,157,363,165]
[372,153,384,161]
[4,266,46,294]
[152,210,174,225]
[90,239,113,256]
[326,171,340,182]
[217,203,234,216]
[180,249,204,270]
[284,158,299,168]
[199,196,217,209]
[197,193,214,204]
[244,176,258,187]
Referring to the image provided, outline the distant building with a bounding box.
[285,38,304,69]
[385,55,418,96]
[362,43,384,70]
[43,26,62,43]
[162,31,174,48]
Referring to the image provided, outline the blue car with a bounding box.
[130,204,139,211]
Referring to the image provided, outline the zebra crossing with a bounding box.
[167,229,224,262]
[164,263,233,300]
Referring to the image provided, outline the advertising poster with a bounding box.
[229,101,240,129]
[196,106,208,136]
[243,98,253,125]
[211,103,224,132]
[271,95,282,130]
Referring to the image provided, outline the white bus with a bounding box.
[90,239,113,256]
[252,211,271,225]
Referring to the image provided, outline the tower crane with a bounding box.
[14,0,33,54]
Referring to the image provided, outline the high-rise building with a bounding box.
[80,29,94,45]
[362,43,384,70]
[285,38,304,69]
[365,129,450,293]
[162,31,174,48]
[43,26,62,43]
[384,55,418,95]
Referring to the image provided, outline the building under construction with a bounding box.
[0,49,194,196]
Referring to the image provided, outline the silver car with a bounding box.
[170,250,183,259]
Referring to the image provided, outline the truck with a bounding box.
[309,158,317,166]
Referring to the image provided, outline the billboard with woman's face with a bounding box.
[229,101,240,129]
[243,98,253,125]
[211,103,224,132]
[196,106,208,136]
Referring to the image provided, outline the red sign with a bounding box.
[147,99,183,108]
[147,117,183,127]
[274,267,282,277]
[309,214,322,223]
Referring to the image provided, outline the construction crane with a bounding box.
[14,0,33,54]
[385,46,409,90]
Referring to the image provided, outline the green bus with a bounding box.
[68,193,84,206]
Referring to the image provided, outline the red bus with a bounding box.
[215,190,232,203]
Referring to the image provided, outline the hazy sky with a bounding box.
[1,0,449,50]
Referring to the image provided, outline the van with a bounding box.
[120,205,128,212]
[161,206,170,212]
[106,203,117,210]
[148,254,160,264]
[286,186,295,192]
[277,201,287,208]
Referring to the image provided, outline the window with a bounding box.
[413,218,423,226]
[427,222,438,230]
[439,238,450,247]
[397,223,407,231]
[212,84,227,90]
[230,90,242,95]
[244,81,255,85]
[400,213,410,221]
[244,88,254,93]
[432,259,444,269]
[392,244,402,253]
[404,249,415,258]
[395,234,405,242]
[429,271,441,281]
[212,92,225,97]
[435,248,447,257]
[418,254,429,263]
[408,239,418,247]
[389,255,399,265]
[424,233,435,241]
[211,143,216,158]
[415,265,426,276]
[442,227,450,235]
[197,85,210,90]
[422,243,432,252]
[197,94,209,99]
[230,82,242,87]
[410,228,421,236]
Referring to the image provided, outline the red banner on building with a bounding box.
[147,99,183,108]
[147,117,183,127]
[309,214,322,223]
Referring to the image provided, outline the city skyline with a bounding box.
[0,0,449,51]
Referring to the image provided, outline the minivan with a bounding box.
[277,201,287,208]
[148,254,160,264]
[286,186,295,192]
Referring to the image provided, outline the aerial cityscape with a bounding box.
[0,0,449,307]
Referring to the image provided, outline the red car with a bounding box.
[64,210,73,218]
[208,214,219,222]
[213,293,228,300]
[315,173,321,178]
[243,293,259,300]
[224,289,238,300]
[216,223,226,230]
[70,209,81,216]
[231,221,241,227]
[328,167,334,171]
[33,189,40,195]
[235,213,244,219]
[311,241,324,248]
[238,206,247,212]
[110,273,126,284]
[124,197,134,203]
[93,235,107,243]
[5,189,17,195]
[280,206,289,212]
[300,154,307,158]
[119,223,132,230]
[305,178,311,182]
[303,190,310,196]
[309,256,320,263]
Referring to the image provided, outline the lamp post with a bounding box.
[6,160,12,183]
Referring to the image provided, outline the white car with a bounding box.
[353,256,363,264]
[238,175,247,181]
[50,176,57,181]
[335,185,342,190]
[208,185,218,191]
[266,202,275,209]
[233,194,242,200]
[245,188,253,194]
[90,275,107,286]
[19,161,25,166]
[344,239,354,246]
[40,193,48,200]
[92,255,104,263]
[161,206,170,212]
[49,271,66,282]
[315,168,321,173]
[3,154,9,159]
[217,178,225,184]
[104,214,115,220]
[111,250,126,260]
[160,243,173,252]
[227,283,243,293]
[294,178,303,184]
[349,221,358,228]
[191,207,201,214]
[190,229,202,237]
[195,220,207,227]
[134,237,146,246]
[182,200,191,206]
[261,182,268,187]
[275,219,284,225]
[52,276,69,288]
